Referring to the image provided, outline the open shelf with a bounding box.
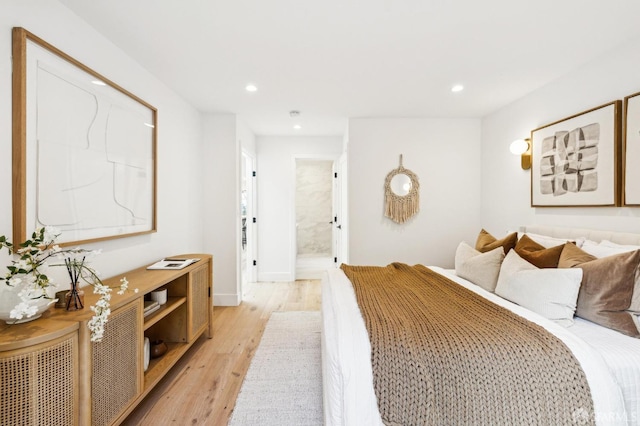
[143,341,189,391]
[143,296,187,330]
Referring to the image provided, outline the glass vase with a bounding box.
[65,285,85,311]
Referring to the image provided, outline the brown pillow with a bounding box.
[558,242,596,268]
[560,244,640,338]
[475,229,517,255]
[514,234,565,268]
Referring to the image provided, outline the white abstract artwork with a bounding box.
[538,123,599,197]
[531,102,620,207]
[17,31,156,245]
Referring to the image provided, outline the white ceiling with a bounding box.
[58,0,640,136]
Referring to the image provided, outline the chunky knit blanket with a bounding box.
[341,263,595,426]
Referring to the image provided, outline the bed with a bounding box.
[321,226,640,425]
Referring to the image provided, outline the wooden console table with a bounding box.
[0,254,213,426]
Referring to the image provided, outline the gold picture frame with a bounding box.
[623,91,640,205]
[12,27,157,246]
[530,101,622,207]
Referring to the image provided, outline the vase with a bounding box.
[65,286,85,311]
[0,289,56,324]
[150,340,168,358]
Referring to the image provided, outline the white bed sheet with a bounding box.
[321,266,630,426]
[569,318,640,425]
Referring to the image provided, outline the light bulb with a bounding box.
[510,139,529,155]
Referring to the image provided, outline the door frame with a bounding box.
[333,152,348,265]
[290,154,340,280]
[241,149,257,287]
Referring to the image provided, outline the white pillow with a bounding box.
[454,242,504,292]
[581,242,636,258]
[580,239,600,252]
[495,250,583,327]
[599,240,640,251]
[517,232,584,248]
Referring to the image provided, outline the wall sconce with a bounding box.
[510,138,531,170]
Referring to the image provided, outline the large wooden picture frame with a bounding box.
[12,27,157,246]
[530,101,621,207]
[623,91,640,205]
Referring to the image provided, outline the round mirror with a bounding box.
[390,173,412,196]
[384,160,420,224]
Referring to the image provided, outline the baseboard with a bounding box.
[214,293,241,306]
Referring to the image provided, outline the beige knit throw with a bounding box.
[342,263,595,426]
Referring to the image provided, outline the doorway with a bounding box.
[295,158,335,279]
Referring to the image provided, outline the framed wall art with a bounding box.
[12,27,157,246]
[623,91,640,205]
[530,101,621,207]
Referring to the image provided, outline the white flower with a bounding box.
[43,226,61,243]
[15,259,29,270]
[117,277,129,295]
[8,276,22,287]
[9,302,37,320]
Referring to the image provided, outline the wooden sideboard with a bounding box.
[0,254,213,426]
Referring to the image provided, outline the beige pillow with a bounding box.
[475,229,517,254]
[454,242,505,292]
[560,244,640,337]
[514,234,566,268]
[496,251,582,327]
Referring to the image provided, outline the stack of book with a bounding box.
[144,300,161,317]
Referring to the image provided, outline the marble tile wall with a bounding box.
[296,159,333,256]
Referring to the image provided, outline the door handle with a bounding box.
[336,225,342,229]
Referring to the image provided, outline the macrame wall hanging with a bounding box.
[384,154,420,224]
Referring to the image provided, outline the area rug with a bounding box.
[229,311,323,426]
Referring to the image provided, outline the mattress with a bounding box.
[321,266,633,426]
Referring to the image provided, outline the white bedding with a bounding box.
[321,266,632,426]
[569,318,640,424]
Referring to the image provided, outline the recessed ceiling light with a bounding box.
[293,124,302,130]
[245,84,258,92]
[451,84,464,93]
[91,80,106,86]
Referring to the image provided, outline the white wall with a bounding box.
[203,114,240,305]
[0,1,204,286]
[256,136,343,281]
[481,35,640,236]
[348,118,482,268]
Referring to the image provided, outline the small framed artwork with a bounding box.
[623,92,640,205]
[12,27,157,246]
[530,101,622,207]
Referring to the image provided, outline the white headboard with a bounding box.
[521,225,640,246]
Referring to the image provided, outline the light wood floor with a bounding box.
[122,279,321,426]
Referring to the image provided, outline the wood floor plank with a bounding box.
[122,279,321,425]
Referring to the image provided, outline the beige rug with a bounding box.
[229,311,322,425]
